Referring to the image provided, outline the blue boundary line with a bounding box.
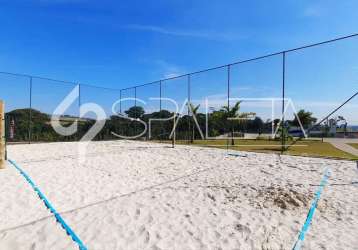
[8,159,87,250]
[292,168,331,250]
[227,153,247,157]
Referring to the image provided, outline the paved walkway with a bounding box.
[324,138,358,157]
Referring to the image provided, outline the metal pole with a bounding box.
[227,66,230,109]
[159,81,162,111]
[188,74,191,143]
[134,87,137,138]
[119,89,122,113]
[309,90,358,133]
[29,77,33,144]
[134,87,137,108]
[78,83,81,142]
[118,89,123,140]
[281,52,286,153]
[159,80,162,142]
[78,83,81,108]
[172,114,176,148]
[0,100,5,168]
[227,65,231,149]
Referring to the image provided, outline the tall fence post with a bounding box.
[119,89,122,114]
[172,114,176,148]
[281,52,286,153]
[118,89,123,139]
[78,83,81,108]
[188,74,191,143]
[78,83,81,142]
[28,76,33,144]
[0,100,5,169]
[159,80,162,111]
[134,87,137,138]
[227,65,231,149]
[134,87,137,108]
[159,80,162,142]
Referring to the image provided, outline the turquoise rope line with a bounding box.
[227,153,247,157]
[292,168,331,250]
[8,159,87,250]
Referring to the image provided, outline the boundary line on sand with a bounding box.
[8,159,87,250]
[292,168,331,250]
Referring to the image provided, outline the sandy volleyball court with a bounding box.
[0,140,357,250]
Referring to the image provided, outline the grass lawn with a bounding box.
[348,143,358,150]
[171,139,358,160]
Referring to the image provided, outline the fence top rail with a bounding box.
[124,32,358,87]
[80,83,122,91]
[1,32,357,92]
[121,80,161,91]
[0,71,76,86]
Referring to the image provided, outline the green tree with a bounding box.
[292,109,317,128]
[220,101,255,145]
[125,106,145,118]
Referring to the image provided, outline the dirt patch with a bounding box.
[256,186,312,210]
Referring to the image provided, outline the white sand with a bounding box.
[0,140,357,250]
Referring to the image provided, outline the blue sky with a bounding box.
[0,0,358,123]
